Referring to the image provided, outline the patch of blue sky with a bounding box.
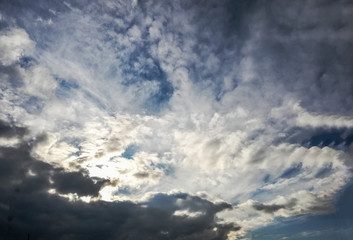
[57,77,79,90]
[17,56,37,69]
[142,82,174,113]
[250,163,304,201]
[263,174,271,183]
[315,163,333,179]
[120,50,174,113]
[115,187,131,196]
[306,129,353,149]
[250,189,274,202]
[278,127,353,151]
[121,145,138,159]
[55,76,79,99]
[65,137,82,156]
[280,162,303,179]
[120,48,162,81]
[121,54,162,83]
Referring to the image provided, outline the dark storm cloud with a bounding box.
[0,122,238,240]
[52,171,109,197]
[0,123,106,197]
[1,192,238,240]
[0,120,27,138]
[253,203,285,213]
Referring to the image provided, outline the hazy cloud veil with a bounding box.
[0,0,353,239]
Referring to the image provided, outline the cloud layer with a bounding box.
[0,0,353,239]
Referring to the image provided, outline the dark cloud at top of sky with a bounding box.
[250,0,353,116]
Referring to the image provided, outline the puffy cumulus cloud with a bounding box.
[0,0,353,239]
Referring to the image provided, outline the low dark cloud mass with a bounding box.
[0,122,238,240]
[0,122,106,197]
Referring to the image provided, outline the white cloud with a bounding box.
[22,65,57,99]
[0,136,21,148]
[296,108,353,128]
[0,28,35,66]
[173,209,205,219]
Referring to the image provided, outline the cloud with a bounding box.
[252,200,296,214]
[0,0,352,239]
[0,28,35,66]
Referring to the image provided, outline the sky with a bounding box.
[0,0,353,239]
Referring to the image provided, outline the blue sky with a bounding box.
[0,0,353,239]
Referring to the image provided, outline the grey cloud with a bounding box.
[248,0,353,116]
[133,171,150,178]
[0,122,106,197]
[0,120,27,138]
[306,194,335,214]
[253,203,285,213]
[1,192,238,240]
[52,171,108,197]
[253,199,297,214]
